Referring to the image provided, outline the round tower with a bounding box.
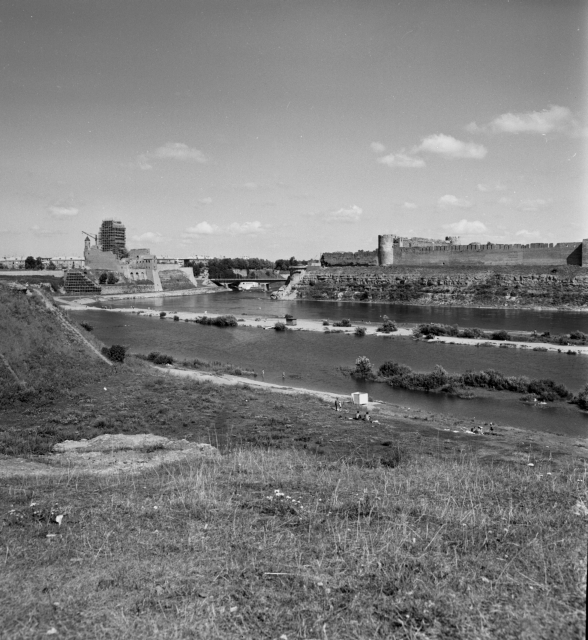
[378,235,395,266]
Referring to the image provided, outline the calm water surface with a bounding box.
[71,293,588,437]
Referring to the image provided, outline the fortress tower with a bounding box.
[378,234,395,266]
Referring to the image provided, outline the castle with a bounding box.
[321,235,588,268]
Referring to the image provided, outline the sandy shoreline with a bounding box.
[58,295,588,356]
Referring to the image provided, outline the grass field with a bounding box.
[0,284,586,638]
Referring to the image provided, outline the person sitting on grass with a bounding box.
[364,411,371,422]
[354,410,361,420]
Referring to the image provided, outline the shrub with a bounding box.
[334,318,352,327]
[575,384,588,410]
[197,315,238,327]
[322,320,330,326]
[274,322,287,331]
[106,272,118,285]
[146,352,174,365]
[285,314,295,320]
[80,322,93,332]
[379,361,412,378]
[159,312,166,318]
[570,330,587,341]
[354,326,367,337]
[460,327,486,339]
[98,272,108,284]
[101,344,127,363]
[173,315,180,321]
[377,319,397,333]
[353,356,374,379]
[491,330,511,341]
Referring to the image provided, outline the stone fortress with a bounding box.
[321,234,588,268]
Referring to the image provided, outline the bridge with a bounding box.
[210,278,288,291]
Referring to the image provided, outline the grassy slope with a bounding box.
[0,286,109,406]
[0,285,586,639]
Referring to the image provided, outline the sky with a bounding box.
[0,0,586,260]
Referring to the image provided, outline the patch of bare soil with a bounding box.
[0,434,218,477]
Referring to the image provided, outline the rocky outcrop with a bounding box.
[295,266,588,308]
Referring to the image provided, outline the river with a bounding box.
[70,292,588,437]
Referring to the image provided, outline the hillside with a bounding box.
[0,284,111,406]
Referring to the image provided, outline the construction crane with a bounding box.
[82,231,98,244]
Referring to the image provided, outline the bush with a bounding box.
[575,384,588,410]
[333,318,352,327]
[101,345,127,363]
[379,361,412,378]
[274,322,287,331]
[159,312,166,318]
[285,314,295,320]
[570,330,587,341]
[354,326,367,337]
[377,319,397,333]
[80,322,93,332]
[353,356,374,379]
[197,315,238,327]
[107,272,118,285]
[145,352,174,365]
[173,315,180,321]
[98,273,108,284]
[322,320,330,326]
[491,330,511,341]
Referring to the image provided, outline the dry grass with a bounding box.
[1,447,586,639]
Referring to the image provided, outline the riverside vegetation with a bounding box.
[0,284,586,639]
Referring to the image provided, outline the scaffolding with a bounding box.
[63,270,102,295]
[98,219,127,258]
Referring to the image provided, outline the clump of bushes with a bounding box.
[173,315,180,321]
[354,326,367,337]
[322,320,330,326]
[146,352,174,365]
[196,314,238,327]
[159,312,166,318]
[333,318,352,327]
[274,322,287,331]
[491,330,511,341]
[101,345,127,363]
[377,316,397,333]
[80,322,93,332]
[574,384,588,410]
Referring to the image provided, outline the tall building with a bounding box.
[98,219,127,258]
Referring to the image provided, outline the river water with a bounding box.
[70,292,588,437]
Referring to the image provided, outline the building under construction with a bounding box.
[98,219,127,258]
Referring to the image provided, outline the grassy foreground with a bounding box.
[1,284,587,638]
[2,446,586,639]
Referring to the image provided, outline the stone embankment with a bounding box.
[295,265,588,309]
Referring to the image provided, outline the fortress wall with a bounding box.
[321,250,378,267]
[392,243,583,267]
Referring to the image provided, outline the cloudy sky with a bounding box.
[1,0,586,259]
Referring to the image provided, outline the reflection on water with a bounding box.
[70,301,588,438]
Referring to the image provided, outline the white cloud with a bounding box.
[197,197,213,205]
[467,105,583,137]
[438,194,473,209]
[370,141,386,153]
[324,205,363,223]
[183,220,266,238]
[515,229,541,240]
[498,197,513,206]
[152,142,208,162]
[402,202,418,209]
[516,198,551,212]
[48,205,79,218]
[183,221,220,237]
[416,134,487,159]
[226,221,266,235]
[477,182,506,192]
[443,219,487,235]
[131,231,165,244]
[136,142,208,169]
[378,153,426,168]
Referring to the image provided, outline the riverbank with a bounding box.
[60,300,588,356]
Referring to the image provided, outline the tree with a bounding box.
[24,256,36,270]
[107,272,118,285]
[47,261,57,271]
[99,272,108,284]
